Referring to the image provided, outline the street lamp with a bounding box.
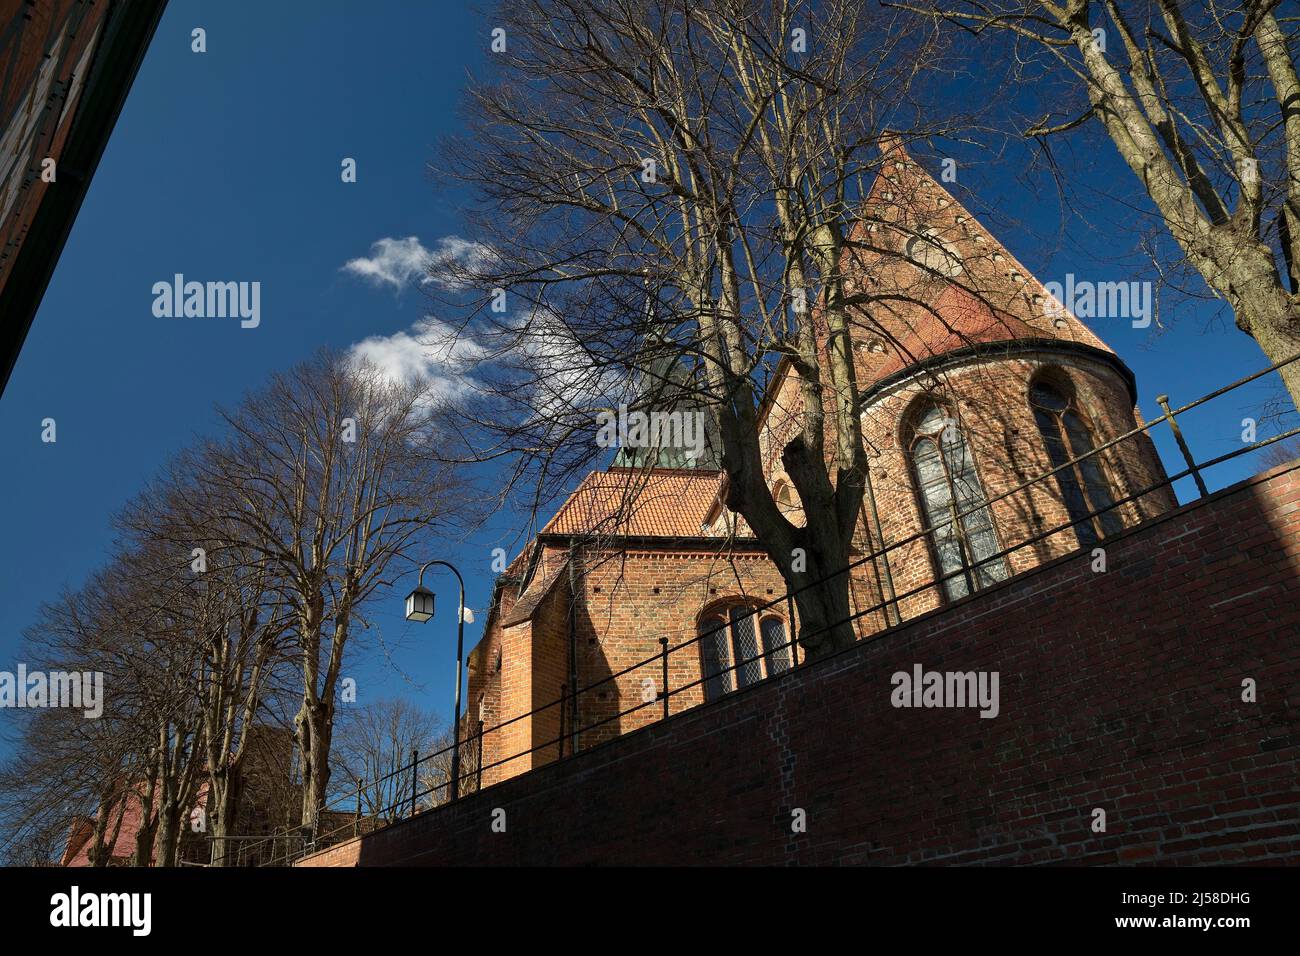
[405,586,435,623]
[404,560,467,801]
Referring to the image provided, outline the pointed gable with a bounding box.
[846,133,1114,392]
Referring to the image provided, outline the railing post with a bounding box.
[659,637,670,719]
[409,749,418,818]
[1156,394,1209,497]
[476,719,484,790]
[354,777,362,837]
[786,593,799,666]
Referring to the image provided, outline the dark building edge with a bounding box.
[0,0,168,397]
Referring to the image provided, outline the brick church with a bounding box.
[465,135,1177,789]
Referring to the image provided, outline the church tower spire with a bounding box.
[611,277,721,470]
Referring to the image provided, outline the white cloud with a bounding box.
[347,315,486,400]
[511,308,622,422]
[341,235,495,292]
[341,236,431,290]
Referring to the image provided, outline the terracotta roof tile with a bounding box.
[541,468,724,539]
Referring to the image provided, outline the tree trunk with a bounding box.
[153,805,180,868]
[85,788,121,867]
[131,774,158,866]
[785,539,858,658]
[206,767,242,867]
[1234,281,1300,406]
[775,412,864,661]
[731,454,861,660]
[296,698,334,830]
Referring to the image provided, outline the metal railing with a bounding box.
[273,352,1300,865]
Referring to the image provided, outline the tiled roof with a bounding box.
[541,468,725,539]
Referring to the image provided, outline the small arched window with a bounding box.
[772,481,805,526]
[1029,381,1123,546]
[697,608,790,702]
[905,228,963,277]
[908,404,1008,601]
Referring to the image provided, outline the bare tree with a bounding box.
[332,699,446,821]
[118,462,297,866]
[189,352,455,828]
[434,0,966,658]
[0,704,137,866]
[1257,433,1300,467]
[2,552,202,867]
[4,355,463,861]
[896,0,1300,404]
[109,546,209,867]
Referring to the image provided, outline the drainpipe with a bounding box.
[566,548,580,756]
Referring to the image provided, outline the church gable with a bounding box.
[501,559,568,628]
[846,135,1114,393]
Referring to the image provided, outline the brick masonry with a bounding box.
[299,459,1300,866]
[1,0,110,288]
[459,134,1179,797]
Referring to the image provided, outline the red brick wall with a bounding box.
[468,349,1176,796]
[466,576,515,788]
[474,546,801,783]
[525,579,568,768]
[572,547,806,745]
[860,351,1175,621]
[300,460,1300,866]
[1,0,109,287]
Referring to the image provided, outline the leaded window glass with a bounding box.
[1030,382,1123,546]
[699,617,730,701]
[760,617,792,675]
[729,607,763,689]
[909,405,1008,601]
[697,610,792,701]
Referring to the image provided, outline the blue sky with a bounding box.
[0,1,500,741]
[0,1,1291,748]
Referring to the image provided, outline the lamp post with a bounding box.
[405,559,467,802]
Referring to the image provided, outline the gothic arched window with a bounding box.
[760,617,792,675]
[1029,381,1123,547]
[697,608,790,702]
[908,404,1009,602]
[772,480,805,526]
